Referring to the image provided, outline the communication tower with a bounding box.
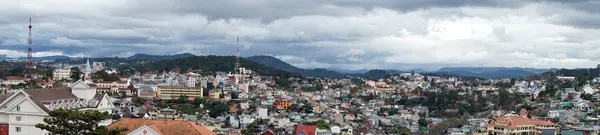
[25,17,36,78]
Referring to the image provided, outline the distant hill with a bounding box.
[32,55,72,61]
[127,53,196,61]
[129,55,301,79]
[329,68,370,74]
[435,67,557,79]
[247,55,345,78]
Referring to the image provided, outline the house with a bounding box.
[108,118,216,135]
[575,101,595,113]
[2,76,25,86]
[147,108,183,120]
[95,81,130,94]
[487,109,556,135]
[0,80,114,135]
[31,78,51,88]
[259,130,276,135]
[137,86,156,99]
[295,125,317,135]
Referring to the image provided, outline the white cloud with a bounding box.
[0,0,599,69]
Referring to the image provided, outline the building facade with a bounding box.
[52,68,71,81]
[157,86,203,100]
[488,110,557,135]
[0,80,114,135]
[1,77,25,86]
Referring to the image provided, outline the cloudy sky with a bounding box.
[1,0,600,70]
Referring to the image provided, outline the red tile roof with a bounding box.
[6,76,24,80]
[108,118,216,135]
[32,78,46,84]
[295,125,317,135]
[489,116,555,129]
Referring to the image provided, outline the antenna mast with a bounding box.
[235,37,240,75]
[26,16,35,79]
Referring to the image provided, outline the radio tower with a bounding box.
[235,36,240,75]
[25,17,35,79]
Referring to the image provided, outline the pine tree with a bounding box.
[35,109,126,135]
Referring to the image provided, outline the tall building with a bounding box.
[52,68,71,81]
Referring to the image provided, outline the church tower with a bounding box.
[83,58,92,81]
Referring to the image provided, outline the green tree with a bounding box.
[70,67,83,81]
[304,120,330,129]
[35,109,127,135]
[418,118,429,127]
[91,70,120,82]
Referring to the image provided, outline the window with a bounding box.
[15,127,20,132]
[16,106,20,111]
[15,116,21,121]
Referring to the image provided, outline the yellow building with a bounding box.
[209,90,221,99]
[157,86,203,100]
[488,110,557,135]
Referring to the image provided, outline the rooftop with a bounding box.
[108,118,216,135]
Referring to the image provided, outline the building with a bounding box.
[138,86,156,99]
[0,80,114,135]
[295,125,317,135]
[156,86,203,100]
[95,81,130,94]
[488,110,557,135]
[108,118,216,135]
[52,68,71,81]
[82,58,92,80]
[92,62,105,72]
[147,108,183,120]
[2,76,25,86]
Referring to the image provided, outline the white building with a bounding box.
[52,68,71,81]
[82,58,92,80]
[0,80,114,135]
[184,77,197,87]
[92,62,105,72]
[258,107,268,119]
[1,76,25,86]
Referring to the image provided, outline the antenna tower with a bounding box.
[235,37,240,75]
[26,17,35,79]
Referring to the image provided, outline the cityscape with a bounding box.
[2,0,600,135]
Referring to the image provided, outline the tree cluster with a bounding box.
[70,67,83,81]
[90,70,120,82]
[35,109,126,135]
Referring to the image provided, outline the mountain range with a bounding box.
[16,53,559,79]
[247,55,345,78]
[246,55,559,79]
[126,53,196,61]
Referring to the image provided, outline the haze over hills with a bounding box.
[247,55,561,79]
[436,67,559,79]
[247,55,345,78]
[126,53,196,61]
[17,53,563,79]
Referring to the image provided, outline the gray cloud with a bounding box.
[1,0,600,70]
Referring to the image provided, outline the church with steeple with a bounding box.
[82,58,93,82]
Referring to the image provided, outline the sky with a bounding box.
[1,0,600,70]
